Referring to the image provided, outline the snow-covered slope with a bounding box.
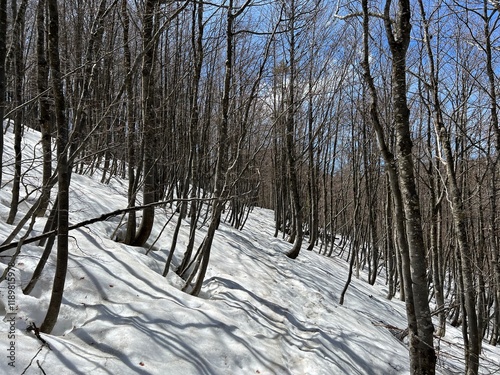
[1,124,499,374]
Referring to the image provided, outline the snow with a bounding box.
[1,123,500,374]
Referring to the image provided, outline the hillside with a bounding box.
[1,125,500,374]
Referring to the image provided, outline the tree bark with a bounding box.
[418,1,479,371]
[384,0,436,371]
[35,0,52,217]
[361,1,436,373]
[167,1,204,277]
[285,0,303,259]
[121,0,137,244]
[383,0,436,371]
[130,0,158,247]
[0,0,6,184]
[40,0,69,334]
[482,0,500,348]
[306,72,318,251]
[186,0,253,295]
[6,0,28,224]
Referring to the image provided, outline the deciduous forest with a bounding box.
[1,1,500,374]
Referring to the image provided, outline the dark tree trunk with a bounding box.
[361,1,436,373]
[35,0,52,217]
[6,0,28,224]
[40,0,69,334]
[285,0,303,259]
[120,0,137,244]
[383,1,436,372]
[306,76,318,251]
[167,1,204,277]
[131,0,158,247]
[0,0,6,184]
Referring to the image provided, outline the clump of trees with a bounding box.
[0,1,499,374]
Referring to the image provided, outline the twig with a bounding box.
[37,360,47,375]
[27,322,51,349]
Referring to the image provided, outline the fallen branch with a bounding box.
[0,196,218,254]
[372,321,409,341]
[21,323,51,375]
[37,360,47,375]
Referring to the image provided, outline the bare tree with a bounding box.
[478,0,500,347]
[129,0,159,247]
[35,0,52,217]
[418,2,479,372]
[283,0,304,259]
[182,0,260,295]
[164,0,204,276]
[121,0,137,244]
[358,0,436,373]
[0,0,6,183]
[40,0,70,334]
[6,0,28,224]
[382,0,436,372]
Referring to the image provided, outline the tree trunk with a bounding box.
[130,0,158,247]
[306,74,318,251]
[167,1,204,277]
[40,0,69,334]
[362,1,436,373]
[0,0,6,184]
[482,0,500,348]
[186,0,253,295]
[121,0,136,244]
[385,175,396,300]
[363,112,379,286]
[35,0,52,217]
[418,1,478,370]
[186,0,236,294]
[285,0,303,259]
[6,0,28,224]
